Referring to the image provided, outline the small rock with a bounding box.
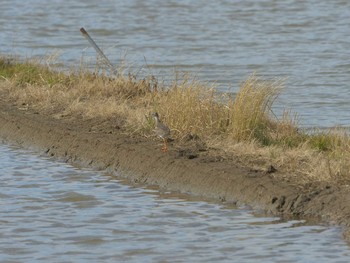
[266,165,277,174]
[187,154,198,159]
[176,149,198,159]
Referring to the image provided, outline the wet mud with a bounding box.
[0,99,349,241]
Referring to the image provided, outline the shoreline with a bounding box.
[1,99,350,242]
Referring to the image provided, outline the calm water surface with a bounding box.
[1,144,350,262]
[1,0,350,127]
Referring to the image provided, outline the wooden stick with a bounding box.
[80,27,116,74]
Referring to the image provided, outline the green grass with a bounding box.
[0,57,69,86]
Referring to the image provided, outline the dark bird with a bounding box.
[152,112,170,152]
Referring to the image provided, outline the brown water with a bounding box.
[1,0,350,128]
[1,144,350,262]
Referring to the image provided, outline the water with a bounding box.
[1,3,350,261]
[1,0,350,128]
[0,143,349,262]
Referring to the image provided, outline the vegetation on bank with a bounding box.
[0,56,349,182]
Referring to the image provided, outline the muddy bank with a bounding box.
[0,99,350,240]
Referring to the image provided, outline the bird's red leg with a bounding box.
[162,138,168,152]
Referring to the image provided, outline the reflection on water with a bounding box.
[1,144,350,262]
[1,0,350,128]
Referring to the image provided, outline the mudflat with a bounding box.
[1,98,350,241]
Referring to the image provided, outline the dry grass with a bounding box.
[0,56,156,121]
[1,56,350,182]
[151,76,229,139]
[228,75,282,142]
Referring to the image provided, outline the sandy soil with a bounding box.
[0,98,349,241]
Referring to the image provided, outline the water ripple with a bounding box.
[1,144,350,262]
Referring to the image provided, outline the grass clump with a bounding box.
[307,128,349,152]
[152,74,300,147]
[0,55,350,182]
[0,57,69,86]
[228,75,281,142]
[151,77,229,139]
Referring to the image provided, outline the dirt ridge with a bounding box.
[0,101,349,241]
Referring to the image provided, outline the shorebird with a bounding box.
[152,112,170,152]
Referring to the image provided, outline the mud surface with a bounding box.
[0,99,350,241]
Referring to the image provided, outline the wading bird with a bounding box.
[152,112,170,152]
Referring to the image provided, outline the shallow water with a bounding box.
[1,0,350,128]
[1,143,350,262]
